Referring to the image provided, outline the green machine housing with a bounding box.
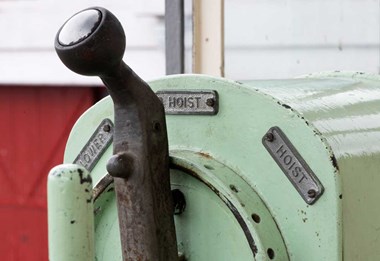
[47,7,380,261]
[49,72,380,261]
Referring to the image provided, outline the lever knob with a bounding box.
[55,7,125,76]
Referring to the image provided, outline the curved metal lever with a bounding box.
[55,7,178,261]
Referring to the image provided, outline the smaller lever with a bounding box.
[55,7,178,261]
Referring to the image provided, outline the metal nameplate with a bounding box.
[156,90,218,115]
[74,118,114,172]
[262,127,324,205]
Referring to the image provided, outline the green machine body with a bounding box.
[48,7,380,261]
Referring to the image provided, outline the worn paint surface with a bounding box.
[91,150,289,261]
[247,71,380,261]
[48,164,94,261]
[61,73,380,260]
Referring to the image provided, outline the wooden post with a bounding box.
[193,0,225,77]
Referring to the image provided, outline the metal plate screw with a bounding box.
[103,124,111,132]
[264,132,275,142]
[307,189,317,198]
[206,98,215,107]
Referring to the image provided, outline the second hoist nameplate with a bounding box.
[262,126,324,205]
[156,90,218,115]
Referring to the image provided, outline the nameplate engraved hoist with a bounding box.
[156,90,219,115]
[262,126,324,205]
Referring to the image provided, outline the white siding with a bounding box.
[225,0,380,80]
[0,0,166,85]
[0,0,379,84]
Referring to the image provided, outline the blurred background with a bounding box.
[0,0,379,259]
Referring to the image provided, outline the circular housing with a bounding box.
[93,152,288,260]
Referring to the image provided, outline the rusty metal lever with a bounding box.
[55,7,178,261]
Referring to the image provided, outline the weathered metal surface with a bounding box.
[91,151,289,261]
[73,118,113,171]
[248,71,380,261]
[65,75,342,260]
[156,90,218,115]
[149,75,342,261]
[170,151,289,260]
[263,126,324,204]
[64,73,380,260]
[56,7,178,261]
[48,164,94,261]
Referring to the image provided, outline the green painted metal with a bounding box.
[246,71,380,261]
[57,72,380,260]
[48,164,94,261]
[170,151,288,260]
[93,151,289,260]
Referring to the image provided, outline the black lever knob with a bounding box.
[55,7,125,76]
[55,7,178,261]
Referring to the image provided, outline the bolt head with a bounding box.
[103,124,111,132]
[106,152,134,179]
[265,132,275,142]
[307,189,317,198]
[206,98,215,107]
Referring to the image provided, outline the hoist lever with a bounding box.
[55,7,178,261]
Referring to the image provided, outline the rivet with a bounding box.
[264,132,275,142]
[103,124,111,132]
[308,189,317,198]
[206,98,215,107]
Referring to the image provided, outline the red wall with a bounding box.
[0,86,96,260]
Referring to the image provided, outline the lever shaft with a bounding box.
[55,7,178,261]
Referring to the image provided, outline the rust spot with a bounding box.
[197,151,213,159]
[93,174,114,201]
